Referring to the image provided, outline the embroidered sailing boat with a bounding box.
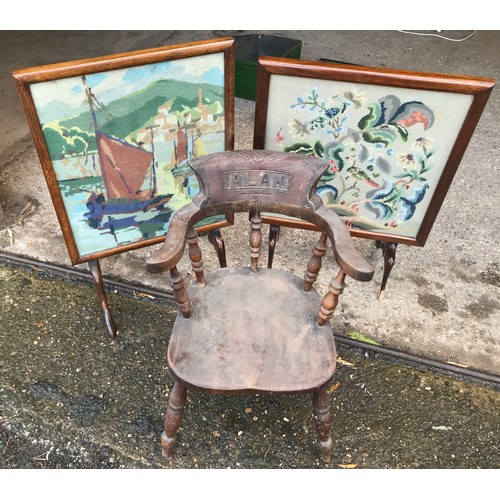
[170,122,205,196]
[82,76,173,219]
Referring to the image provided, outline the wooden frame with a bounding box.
[254,56,495,247]
[13,37,235,265]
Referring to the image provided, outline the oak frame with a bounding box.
[13,37,235,265]
[253,56,495,247]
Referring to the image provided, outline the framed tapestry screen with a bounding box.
[13,37,235,265]
[253,56,495,246]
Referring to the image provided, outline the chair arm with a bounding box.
[146,202,200,274]
[315,205,374,282]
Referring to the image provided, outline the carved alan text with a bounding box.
[223,170,292,192]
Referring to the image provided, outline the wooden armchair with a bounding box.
[146,150,374,462]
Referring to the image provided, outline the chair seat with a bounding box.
[167,267,337,394]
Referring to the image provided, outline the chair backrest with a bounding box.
[146,150,374,325]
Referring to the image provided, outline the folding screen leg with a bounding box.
[207,229,227,268]
[88,259,117,339]
[378,242,398,300]
[267,224,281,269]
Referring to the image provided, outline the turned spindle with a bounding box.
[187,228,205,286]
[249,211,262,272]
[317,270,346,326]
[304,232,328,292]
[169,266,191,318]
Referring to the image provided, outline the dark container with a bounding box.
[234,34,302,101]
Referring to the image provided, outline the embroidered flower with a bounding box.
[397,153,417,169]
[288,118,310,138]
[343,90,365,108]
[413,136,433,150]
[327,160,339,173]
[324,107,340,119]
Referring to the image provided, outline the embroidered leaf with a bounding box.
[364,200,393,219]
[313,140,324,157]
[284,142,315,155]
[358,102,382,130]
[376,156,391,173]
[394,171,413,179]
[391,101,435,130]
[317,185,339,203]
[392,123,409,142]
[367,179,396,200]
[398,183,429,220]
[358,144,369,162]
[323,142,345,171]
[362,127,396,147]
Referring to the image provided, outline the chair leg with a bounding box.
[313,387,333,463]
[161,381,187,459]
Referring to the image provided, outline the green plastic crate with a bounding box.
[234,34,302,101]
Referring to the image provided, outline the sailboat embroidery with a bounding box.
[81,76,173,220]
[169,87,211,196]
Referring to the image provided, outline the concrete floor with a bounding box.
[1,262,499,471]
[0,31,499,477]
[0,30,499,381]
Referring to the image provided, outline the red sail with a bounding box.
[176,126,188,164]
[96,131,153,201]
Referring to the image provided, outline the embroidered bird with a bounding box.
[347,165,380,188]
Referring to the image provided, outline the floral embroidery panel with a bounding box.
[265,74,473,239]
